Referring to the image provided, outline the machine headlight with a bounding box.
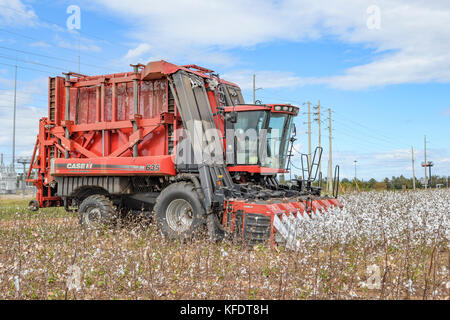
[274,106,282,111]
[283,106,289,111]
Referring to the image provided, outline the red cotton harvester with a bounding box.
[26,60,342,249]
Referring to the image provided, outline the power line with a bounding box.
[334,127,406,152]
[332,118,410,150]
[0,4,130,50]
[333,110,413,148]
[260,92,414,151]
[0,92,48,103]
[0,53,71,72]
[0,28,117,65]
[0,61,59,75]
[0,45,117,72]
[260,93,418,175]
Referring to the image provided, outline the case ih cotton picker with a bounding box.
[26,60,342,249]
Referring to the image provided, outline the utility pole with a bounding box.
[78,35,81,73]
[307,101,312,171]
[411,146,416,190]
[12,60,17,171]
[253,74,256,104]
[327,108,332,194]
[252,74,262,104]
[424,135,427,189]
[313,100,321,175]
[421,161,434,189]
[354,160,358,190]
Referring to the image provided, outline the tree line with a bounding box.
[340,175,449,191]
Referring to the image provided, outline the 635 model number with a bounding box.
[145,164,160,172]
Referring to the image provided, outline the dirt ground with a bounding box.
[0,193,35,201]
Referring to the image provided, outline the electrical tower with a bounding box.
[17,156,31,197]
[0,153,17,194]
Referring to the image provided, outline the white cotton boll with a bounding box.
[287,190,449,247]
[221,248,229,257]
[93,248,101,257]
[14,275,20,293]
[66,265,81,292]
[117,265,125,276]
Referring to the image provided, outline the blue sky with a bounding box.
[0,0,449,180]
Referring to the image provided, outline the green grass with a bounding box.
[0,199,74,221]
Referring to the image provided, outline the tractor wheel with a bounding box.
[28,200,39,212]
[78,194,117,229]
[154,182,206,240]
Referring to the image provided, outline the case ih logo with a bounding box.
[66,162,93,170]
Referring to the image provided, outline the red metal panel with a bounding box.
[51,155,176,176]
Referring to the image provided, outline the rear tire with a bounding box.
[154,182,206,240]
[78,194,117,229]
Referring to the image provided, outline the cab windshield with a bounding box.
[233,110,268,165]
[263,113,293,169]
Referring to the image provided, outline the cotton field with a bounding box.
[0,189,448,300]
[296,189,449,247]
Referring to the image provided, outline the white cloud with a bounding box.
[0,76,47,159]
[221,70,316,91]
[30,41,52,48]
[89,0,450,90]
[0,0,38,27]
[124,43,152,62]
[54,34,102,53]
[0,104,45,152]
[373,149,411,161]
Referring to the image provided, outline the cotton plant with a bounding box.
[0,189,448,300]
[293,190,449,247]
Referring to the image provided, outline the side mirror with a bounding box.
[292,123,297,136]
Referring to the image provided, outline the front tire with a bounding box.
[154,182,206,240]
[78,194,117,229]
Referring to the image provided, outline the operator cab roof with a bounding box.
[224,104,299,115]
